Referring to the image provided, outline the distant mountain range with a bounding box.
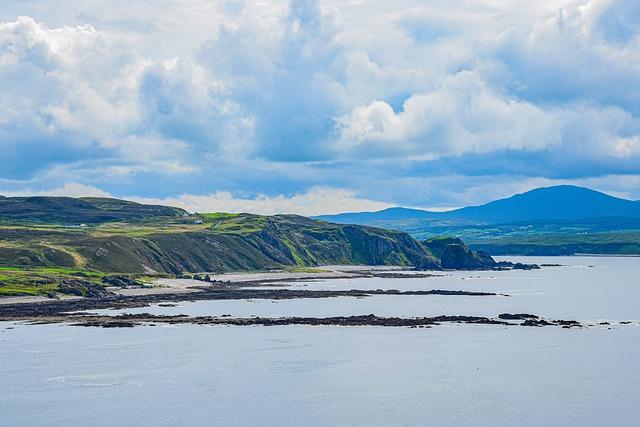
[316,185,640,225]
[315,186,640,255]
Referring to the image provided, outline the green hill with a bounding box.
[0,196,187,224]
[0,209,441,275]
[0,196,511,296]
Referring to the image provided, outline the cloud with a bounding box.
[1,182,112,198]
[133,186,393,216]
[196,0,349,161]
[1,183,393,216]
[335,71,561,159]
[493,0,640,114]
[1,0,640,210]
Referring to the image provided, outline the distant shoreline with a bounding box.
[495,254,640,258]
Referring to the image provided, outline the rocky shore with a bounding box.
[0,287,506,318]
[4,312,591,329]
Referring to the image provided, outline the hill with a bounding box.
[443,185,640,223]
[0,206,448,276]
[0,196,187,224]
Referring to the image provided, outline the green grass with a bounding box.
[0,283,60,297]
[0,211,441,275]
[0,266,108,297]
[203,213,270,234]
[199,212,241,221]
[0,266,103,276]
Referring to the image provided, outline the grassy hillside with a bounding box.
[469,232,640,255]
[0,196,187,224]
[0,211,441,295]
[2,194,534,296]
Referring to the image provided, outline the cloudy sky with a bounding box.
[1,0,639,214]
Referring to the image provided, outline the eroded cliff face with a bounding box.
[422,237,497,270]
[0,213,441,274]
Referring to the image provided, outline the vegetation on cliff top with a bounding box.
[0,196,501,296]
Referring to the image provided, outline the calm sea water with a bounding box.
[1,256,639,427]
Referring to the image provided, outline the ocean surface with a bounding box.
[2,256,639,426]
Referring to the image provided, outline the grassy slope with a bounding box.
[0,196,187,224]
[0,266,107,297]
[0,212,440,295]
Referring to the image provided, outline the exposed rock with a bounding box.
[498,313,539,320]
[0,287,507,318]
[521,318,553,327]
[102,275,143,288]
[58,280,112,298]
[422,237,497,270]
[495,261,540,270]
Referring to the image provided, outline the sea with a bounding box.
[1,256,639,426]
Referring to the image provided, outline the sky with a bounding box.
[1,0,639,214]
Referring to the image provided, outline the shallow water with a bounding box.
[2,256,640,426]
[94,256,640,322]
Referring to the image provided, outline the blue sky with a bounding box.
[1,0,639,214]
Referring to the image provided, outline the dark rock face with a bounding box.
[422,237,544,270]
[58,280,112,298]
[102,275,143,288]
[521,318,553,327]
[423,238,497,270]
[498,313,538,320]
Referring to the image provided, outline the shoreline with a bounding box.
[0,287,506,319]
[0,265,443,305]
[1,262,638,330]
[9,313,586,329]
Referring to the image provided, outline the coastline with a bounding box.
[0,265,439,305]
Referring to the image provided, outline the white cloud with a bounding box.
[1,0,640,209]
[133,187,393,216]
[335,71,561,158]
[1,182,112,198]
[1,184,393,216]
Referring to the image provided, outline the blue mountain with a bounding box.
[316,185,640,225]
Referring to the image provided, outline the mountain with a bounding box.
[0,196,187,224]
[316,186,640,226]
[315,186,640,255]
[443,185,640,223]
